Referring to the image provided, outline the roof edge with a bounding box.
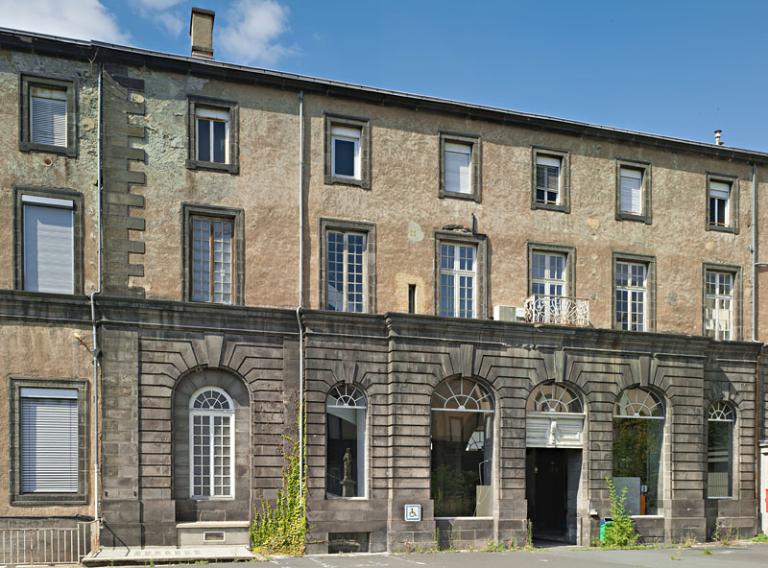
[1,26,767,164]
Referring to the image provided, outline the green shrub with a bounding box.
[602,478,639,547]
[250,436,306,556]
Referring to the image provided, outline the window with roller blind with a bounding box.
[439,133,481,201]
[616,161,651,223]
[706,175,739,233]
[10,379,88,505]
[324,115,371,188]
[20,75,77,156]
[186,97,240,174]
[531,147,570,212]
[14,188,83,295]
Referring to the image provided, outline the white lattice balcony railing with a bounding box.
[524,295,590,327]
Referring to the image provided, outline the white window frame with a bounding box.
[330,124,362,180]
[195,106,230,164]
[615,260,648,331]
[531,251,568,298]
[325,229,368,313]
[619,166,644,216]
[708,180,732,228]
[704,269,735,341]
[438,242,477,319]
[535,154,562,205]
[190,215,234,305]
[443,141,473,195]
[189,387,235,500]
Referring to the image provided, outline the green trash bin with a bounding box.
[599,517,613,543]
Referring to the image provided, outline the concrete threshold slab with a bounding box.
[82,545,260,566]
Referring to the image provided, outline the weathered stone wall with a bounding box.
[96,298,298,547]
[0,51,99,293]
[0,294,94,519]
[107,63,768,341]
[302,312,761,551]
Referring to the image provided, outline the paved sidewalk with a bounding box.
[190,543,766,568]
[87,543,768,568]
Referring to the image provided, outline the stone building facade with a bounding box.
[0,9,766,556]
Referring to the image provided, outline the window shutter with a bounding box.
[536,155,561,168]
[620,168,643,214]
[709,180,731,200]
[444,142,472,194]
[30,94,67,147]
[20,390,79,493]
[23,202,75,294]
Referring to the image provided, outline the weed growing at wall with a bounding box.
[602,478,639,547]
[250,435,306,556]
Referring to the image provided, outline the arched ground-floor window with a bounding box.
[430,377,494,517]
[613,387,665,515]
[326,384,367,498]
[707,401,735,498]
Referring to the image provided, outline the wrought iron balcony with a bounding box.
[523,295,590,327]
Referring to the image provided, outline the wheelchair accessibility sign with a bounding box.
[404,503,422,522]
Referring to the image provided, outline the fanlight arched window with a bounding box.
[326,384,367,498]
[615,387,664,418]
[527,383,583,413]
[525,382,585,449]
[189,387,234,498]
[613,387,664,515]
[430,377,494,517]
[707,401,735,498]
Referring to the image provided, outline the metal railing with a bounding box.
[524,295,590,327]
[0,521,94,566]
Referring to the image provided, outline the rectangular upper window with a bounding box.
[190,215,234,304]
[30,86,67,147]
[439,133,481,201]
[704,269,735,341]
[708,179,732,228]
[331,125,361,179]
[20,75,77,156]
[444,142,472,194]
[616,161,651,223]
[535,155,562,205]
[196,106,229,164]
[619,167,643,215]
[320,219,376,314]
[325,115,370,188]
[21,195,75,294]
[531,251,568,298]
[614,260,648,331]
[20,387,79,494]
[187,97,239,174]
[438,242,477,318]
[326,230,367,313]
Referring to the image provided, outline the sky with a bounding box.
[1,0,767,152]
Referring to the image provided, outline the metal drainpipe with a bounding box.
[752,163,759,342]
[297,90,305,497]
[90,61,104,525]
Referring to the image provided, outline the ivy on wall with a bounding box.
[251,435,306,556]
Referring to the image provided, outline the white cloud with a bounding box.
[133,0,184,37]
[135,0,183,9]
[217,0,295,66]
[0,0,128,43]
[155,11,184,36]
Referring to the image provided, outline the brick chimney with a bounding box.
[190,7,215,59]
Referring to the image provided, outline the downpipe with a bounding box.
[297,90,305,497]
